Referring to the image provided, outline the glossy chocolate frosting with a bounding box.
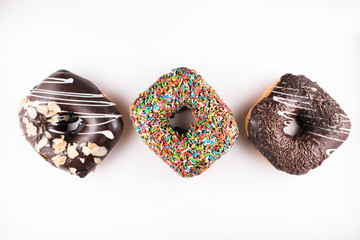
[247,74,351,175]
[18,70,123,177]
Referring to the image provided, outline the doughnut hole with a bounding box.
[283,118,303,137]
[55,112,85,139]
[168,107,196,135]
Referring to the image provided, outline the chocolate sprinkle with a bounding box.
[247,74,351,175]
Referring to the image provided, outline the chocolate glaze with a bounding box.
[247,74,351,175]
[18,70,123,177]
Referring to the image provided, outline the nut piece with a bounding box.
[22,117,29,124]
[48,102,61,113]
[35,136,49,152]
[37,105,48,115]
[79,158,85,164]
[94,157,102,164]
[26,122,38,137]
[45,131,52,139]
[79,142,86,148]
[53,136,67,154]
[67,145,79,159]
[69,167,77,174]
[19,98,28,113]
[81,142,108,157]
[27,107,37,119]
[37,102,61,118]
[52,155,67,167]
[47,114,60,123]
[92,146,108,157]
[88,142,98,149]
[82,146,92,156]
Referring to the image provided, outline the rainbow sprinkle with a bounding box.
[129,67,239,177]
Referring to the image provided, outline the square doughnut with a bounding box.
[18,70,124,178]
[130,67,239,177]
[246,74,351,174]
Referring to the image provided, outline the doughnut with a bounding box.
[245,73,351,175]
[129,67,238,177]
[18,70,124,178]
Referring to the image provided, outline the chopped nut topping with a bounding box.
[94,157,102,164]
[67,145,79,159]
[23,101,33,110]
[19,98,28,113]
[92,146,108,157]
[27,106,37,119]
[37,105,48,115]
[82,146,92,156]
[79,142,86,148]
[52,155,66,167]
[45,131,52,139]
[88,142,98,149]
[69,167,77,174]
[35,136,49,152]
[53,136,67,154]
[48,102,61,113]
[22,117,29,124]
[26,122,38,137]
[47,114,60,123]
[81,142,108,157]
[79,158,85,164]
[37,102,61,118]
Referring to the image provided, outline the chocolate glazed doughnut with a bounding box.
[18,70,123,178]
[245,74,351,175]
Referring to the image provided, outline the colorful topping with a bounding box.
[130,67,239,177]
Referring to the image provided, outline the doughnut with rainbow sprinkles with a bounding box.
[129,67,239,177]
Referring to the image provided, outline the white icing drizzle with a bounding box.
[335,113,349,118]
[48,129,115,139]
[43,77,74,84]
[34,100,113,107]
[73,112,122,119]
[274,86,318,92]
[30,77,120,139]
[278,111,350,134]
[277,110,296,119]
[326,149,336,156]
[73,112,122,127]
[78,131,114,139]
[272,90,309,99]
[86,119,118,127]
[31,88,104,98]
[308,131,344,142]
[273,96,313,111]
[314,126,350,135]
[274,86,299,91]
[339,127,351,132]
[274,86,350,144]
[29,94,115,106]
[277,111,326,121]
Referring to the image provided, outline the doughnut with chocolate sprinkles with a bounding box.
[130,67,238,177]
[18,70,124,178]
[245,74,351,175]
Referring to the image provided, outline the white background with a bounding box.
[0,0,359,239]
